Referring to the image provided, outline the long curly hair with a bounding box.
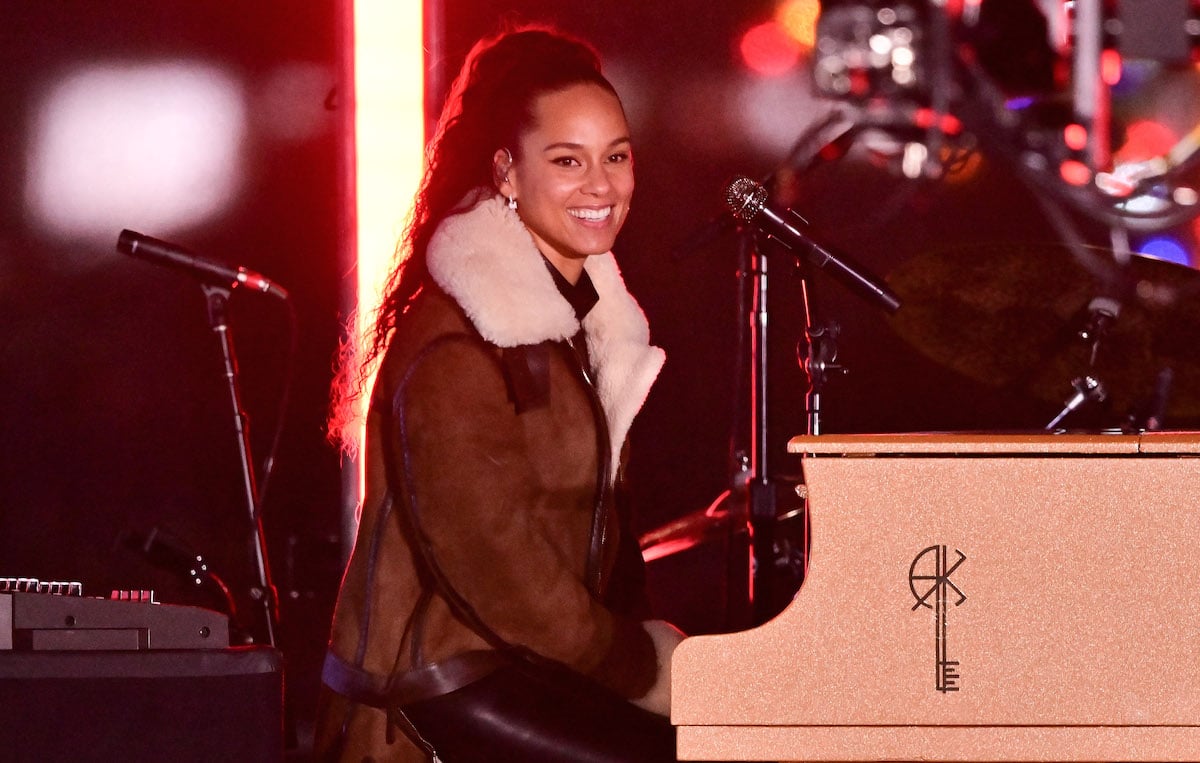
[329,24,619,452]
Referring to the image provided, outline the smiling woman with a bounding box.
[316,24,684,763]
[494,81,635,283]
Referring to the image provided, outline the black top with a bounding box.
[543,258,599,322]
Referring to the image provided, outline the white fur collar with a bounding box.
[427,194,665,470]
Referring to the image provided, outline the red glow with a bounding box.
[1101,49,1123,85]
[913,108,962,134]
[1120,119,1177,161]
[351,0,424,465]
[819,141,846,162]
[1059,159,1091,185]
[849,68,870,96]
[739,21,802,77]
[941,0,982,20]
[1063,123,1088,151]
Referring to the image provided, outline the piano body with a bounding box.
[672,433,1200,762]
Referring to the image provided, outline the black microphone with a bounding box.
[117,229,289,299]
[724,176,901,313]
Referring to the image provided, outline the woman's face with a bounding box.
[498,82,634,282]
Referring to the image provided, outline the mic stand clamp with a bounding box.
[800,321,846,437]
[1045,375,1108,430]
[202,284,280,647]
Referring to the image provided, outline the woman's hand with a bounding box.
[630,619,686,717]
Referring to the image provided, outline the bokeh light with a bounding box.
[732,70,830,157]
[739,20,802,77]
[25,62,245,248]
[776,0,820,50]
[1119,119,1178,161]
[1139,235,1193,266]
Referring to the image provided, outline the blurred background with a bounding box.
[4,0,1200,757]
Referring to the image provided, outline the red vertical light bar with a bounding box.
[339,0,425,542]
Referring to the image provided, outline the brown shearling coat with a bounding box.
[315,196,667,761]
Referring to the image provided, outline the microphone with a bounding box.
[117,230,289,299]
[724,176,901,313]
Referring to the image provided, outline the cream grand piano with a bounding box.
[672,432,1200,762]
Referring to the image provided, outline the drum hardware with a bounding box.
[639,491,735,565]
[645,218,813,627]
[1043,296,1116,428]
[726,163,900,623]
[1045,375,1107,430]
[650,2,1200,637]
[885,242,1200,429]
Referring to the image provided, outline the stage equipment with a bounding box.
[0,579,279,759]
[0,646,282,761]
[800,0,1200,432]
[811,0,1200,229]
[2,579,228,650]
[118,525,241,620]
[647,0,1200,626]
[723,173,902,622]
[673,431,1200,761]
[118,229,289,299]
[649,113,901,627]
[886,242,1200,427]
[116,229,295,647]
[725,175,901,313]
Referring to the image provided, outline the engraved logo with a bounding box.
[909,545,966,692]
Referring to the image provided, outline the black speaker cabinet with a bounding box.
[0,647,283,762]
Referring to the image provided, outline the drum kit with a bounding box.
[642,236,1200,618]
[887,241,1200,428]
[643,0,1200,628]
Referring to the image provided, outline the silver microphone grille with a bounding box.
[724,175,768,222]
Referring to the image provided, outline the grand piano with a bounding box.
[672,432,1200,762]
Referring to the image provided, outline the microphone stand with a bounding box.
[202,284,280,647]
[743,236,850,625]
[666,115,866,627]
[729,122,863,626]
[743,230,777,626]
[737,228,822,626]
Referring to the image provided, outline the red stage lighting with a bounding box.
[739,21,802,77]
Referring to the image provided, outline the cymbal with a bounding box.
[639,494,738,563]
[886,242,1200,421]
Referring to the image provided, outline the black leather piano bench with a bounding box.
[0,647,283,762]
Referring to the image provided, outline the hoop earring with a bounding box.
[501,148,516,211]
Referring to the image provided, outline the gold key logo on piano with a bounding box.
[909,545,967,693]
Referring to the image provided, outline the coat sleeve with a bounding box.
[389,334,658,699]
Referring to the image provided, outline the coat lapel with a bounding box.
[427,194,665,470]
